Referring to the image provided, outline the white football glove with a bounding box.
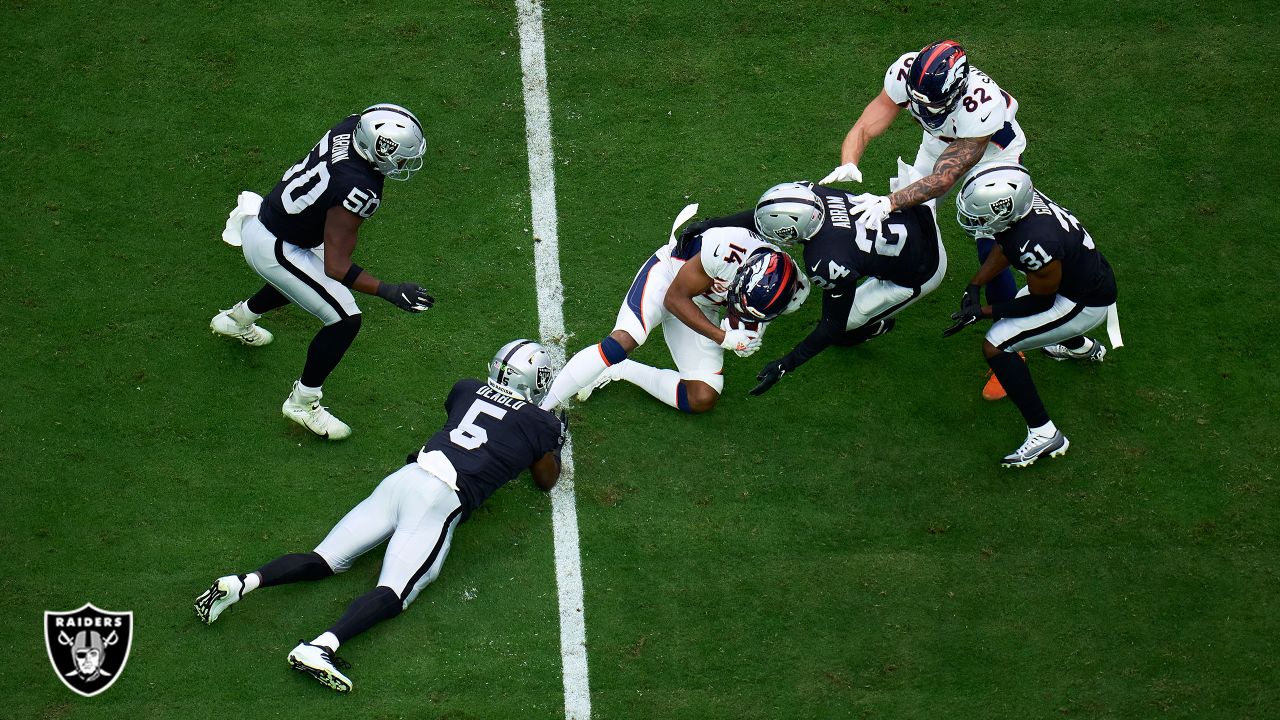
[720,318,764,357]
[720,328,759,355]
[819,162,863,185]
[851,193,892,230]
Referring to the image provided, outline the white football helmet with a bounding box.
[754,182,824,245]
[955,163,1035,238]
[487,340,554,404]
[353,103,427,181]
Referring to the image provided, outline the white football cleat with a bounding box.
[1041,338,1106,362]
[288,642,352,692]
[282,384,351,440]
[576,363,623,402]
[194,575,244,625]
[1001,430,1070,468]
[210,309,273,347]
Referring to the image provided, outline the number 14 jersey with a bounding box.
[258,114,385,249]
[411,379,564,520]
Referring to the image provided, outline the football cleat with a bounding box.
[1000,430,1070,468]
[282,384,352,440]
[194,575,244,625]
[576,363,623,403]
[210,309,273,347]
[288,641,352,693]
[1041,338,1106,363]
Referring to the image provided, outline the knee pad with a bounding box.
[326,312,363,333]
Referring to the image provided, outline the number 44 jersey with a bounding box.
[258,114,384,249]
[410,379,565,520]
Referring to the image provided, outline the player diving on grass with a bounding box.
[943,163,1121,467]
[538,205,808,414]
[682,161,947,395]
[194,341,565,692]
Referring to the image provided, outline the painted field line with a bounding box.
[515,1,591,719]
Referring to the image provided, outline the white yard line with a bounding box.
[514,2,591,718]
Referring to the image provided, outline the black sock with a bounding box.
[300,315,362,388]
[1061,335,1087,350]
[246,284,291,315]
[987,351,1050,428]
[328,586,403,644]
[256,552,334,588]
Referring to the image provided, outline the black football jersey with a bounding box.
[805,185,941,290]
[410,379,564,520]
[996,191,1117,306]
[258,115,385,249]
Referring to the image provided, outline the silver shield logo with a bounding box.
[44,603,133,697]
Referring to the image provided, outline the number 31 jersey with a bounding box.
[258,114,385,249]
[411,379,564,520]
[996,191,1117,307]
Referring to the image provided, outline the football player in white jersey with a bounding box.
[539,206,808,414]
[820,40,1027,400]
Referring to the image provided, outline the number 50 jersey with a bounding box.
[258,114,385,249]
[410,379,565,520]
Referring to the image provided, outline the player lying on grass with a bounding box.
[943,163,1122,467]
[210,103,434,441]
[683,162,947,395]
[194,340,565,692]
[538,205,808,414]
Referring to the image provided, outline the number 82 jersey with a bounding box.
[411,379,565,520]
[258,114,385,249]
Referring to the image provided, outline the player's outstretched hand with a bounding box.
[750,359,787,396]
[820,162,863,185]
[943,308,983,337]
[377,282,434,312]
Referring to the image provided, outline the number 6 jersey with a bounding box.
[410,379,565,520]
[258,114,385,249]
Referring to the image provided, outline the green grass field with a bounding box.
[3,1,1277,718]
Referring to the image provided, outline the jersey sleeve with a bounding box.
[332,164,382,219]
[952,70,1008,139]
[698,227,761,282]
[444,379,474,413]
[883,52,917,105]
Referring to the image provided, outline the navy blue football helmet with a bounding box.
[906,40,970,130]
[727,249,800,323]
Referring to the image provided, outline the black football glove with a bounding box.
[750,358,787,396]
[678,220,711,248]
[557,408,570,440]
[942,284,983,337]
[377,282,434,312]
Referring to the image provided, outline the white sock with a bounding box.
[312,631,340,652]
[540,343,610,409]
[229,300,261,325]
[1029,421,1058,437]
[293,381,322,402]
[614,360,683,410]
[240,572,261,595]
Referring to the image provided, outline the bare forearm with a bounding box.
[665,296,723,344]
[841,92,900,164]
[888,136,989,210]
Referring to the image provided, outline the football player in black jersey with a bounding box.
[194,340,565,692]
[686,167,948,395]
[944,164,1121,467]
[210,104,434,440]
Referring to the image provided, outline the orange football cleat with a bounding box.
[982,352,1026,401]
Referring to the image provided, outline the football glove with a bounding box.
[377,282,434,312]
[819,162,863,185]
[556,409,569,447]
[720,328,758,353]
[943,285,984,337]
[750,359,787,396]
[850,193,892,230]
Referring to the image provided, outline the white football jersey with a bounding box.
[695,227,775,306]
[884,51,1023,147]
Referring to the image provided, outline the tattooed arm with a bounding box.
[888,135,990,210]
